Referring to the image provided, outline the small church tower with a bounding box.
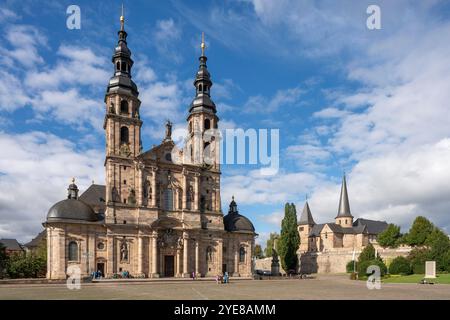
[298,201,315,252]
[335,174,353,227]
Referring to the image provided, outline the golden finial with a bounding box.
[120,3,125,30]
[201,32,206,56]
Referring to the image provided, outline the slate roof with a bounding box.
[0,239,23,251]
[24,230,46,248]
[298,202,315,225]
[79,184,106,212]
[353,218,388,235]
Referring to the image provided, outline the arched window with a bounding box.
[116,61,120,71]
[120,100,128,114]
[68,241,78,261]
[239,247,245,263]
[121,62,126,72]
[120,126,129,144]
[199,84,203,92]
[204,118,211,130]
[206,246,213,262]
[164,188,173,211]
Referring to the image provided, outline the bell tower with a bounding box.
[186,33,220,169]
[104,8,142,207]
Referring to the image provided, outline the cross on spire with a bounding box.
[201,32,206,56]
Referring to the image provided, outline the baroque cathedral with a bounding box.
[44,14,256,279]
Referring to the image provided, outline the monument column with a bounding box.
[151,231,159,277]
[183,232,189,277]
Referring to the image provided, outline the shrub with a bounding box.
[358,259,387,278]
[388,256,412,275]
[346,260,357,273]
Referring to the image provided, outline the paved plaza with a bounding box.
[0,275,449,300]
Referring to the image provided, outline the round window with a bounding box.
[97,242,105,250]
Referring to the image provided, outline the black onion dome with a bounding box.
[47,199,98,222]
[223,197,255,233]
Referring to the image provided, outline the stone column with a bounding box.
[137,164,144,206]
[194,175,200,211]
[234,242,240,277]
[182,170,187,210]
[151,231,159,277]
[88,233,95,276]
[177,248,183,277]
[195,239,200,277]
[46,228,52,279]
[182,232,189,277]
[151,168,157,207]
[106,235,115,277]
[137,236,143,275]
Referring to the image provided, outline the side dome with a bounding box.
[47,199,98,222]
[46,179,98,222]
[223,197,255,233]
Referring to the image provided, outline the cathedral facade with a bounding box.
[44,16,256,280]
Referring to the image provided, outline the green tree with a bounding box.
[407,247,430,274]
[358,243,379,264]
[276,203,300,272]
[264,233,279,257]
[0,243,8,278]
[6,251,46,279]
[388,256,412,275]
[425,227,450,272]
[405,216,434,246]
[377,224,402,248]
[254,244,264,259]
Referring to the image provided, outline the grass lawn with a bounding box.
[383,274,450,284]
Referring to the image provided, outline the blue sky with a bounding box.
[1,0,450,245]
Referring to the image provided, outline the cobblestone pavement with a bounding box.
[0,275,449,300]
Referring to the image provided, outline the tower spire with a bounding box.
[299,201,315,225]
[120,3,125,31]
[336,173,353,218]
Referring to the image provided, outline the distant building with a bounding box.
[0,239,24,255]
[23,230,47,254]
[296,174,410,274]
[298,174,388,254]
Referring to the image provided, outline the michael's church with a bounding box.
[44,14,256,279]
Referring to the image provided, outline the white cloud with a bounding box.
[153,19,182,62]
[25,45,109,89]
[2,25,47,68]
[243,86,303,113]
[0,71,31,111]
[0,131,104,242]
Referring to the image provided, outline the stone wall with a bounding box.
[255,245,413,275]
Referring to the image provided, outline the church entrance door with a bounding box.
[164,255,175,277]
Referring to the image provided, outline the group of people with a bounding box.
[91,270,103,279]
[190,271,230,284]
[215,272,229,284]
